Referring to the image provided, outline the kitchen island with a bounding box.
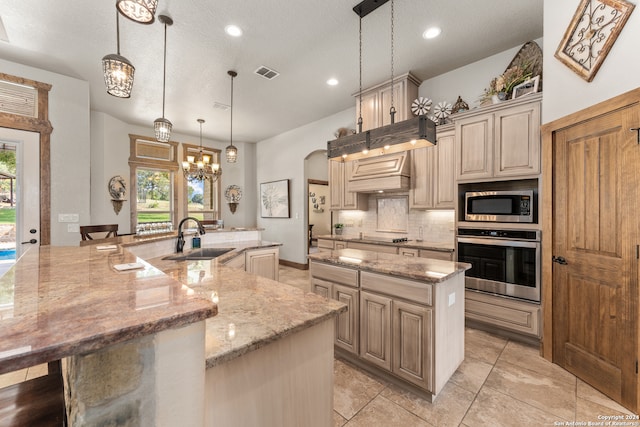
[0,239,345,426]
[308,248,470,401]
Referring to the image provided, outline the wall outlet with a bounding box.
[59,213,79,223]
[448,292,455,307]
[68,223,79,233]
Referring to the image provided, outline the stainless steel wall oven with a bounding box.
[457,228,540,303]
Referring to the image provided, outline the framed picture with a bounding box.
[260,179,290,218]
[512,75,540,99]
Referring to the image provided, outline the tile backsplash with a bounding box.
[336,194,454,245]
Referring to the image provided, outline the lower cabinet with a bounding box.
[399,248,419,257]
[245,247,279,281]
[347,241,398,254]
[465,290,540,337]
[419,249,454,261]
[360,291,392,370]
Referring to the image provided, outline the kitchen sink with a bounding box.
[162,248,234,261]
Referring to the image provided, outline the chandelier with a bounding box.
[102,10,135,98]
[154,15,173,142]
[225,70,238,163]
[116,0,158,24]
[182,119,221,182]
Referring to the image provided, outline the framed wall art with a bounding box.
[512,76,540,99]
[260,179,290,218]
[555,0,635,82]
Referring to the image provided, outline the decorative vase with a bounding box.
[498,91,508,101]
[334,228,343,235]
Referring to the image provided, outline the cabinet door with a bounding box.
[360,291,392,371]
[335,241,347,250]
[399,248,419,257]
[494,101,541,177]
[358,90,380,132]
[392,300,433,390]
[434,130,455,208]
[245,247,279,281]
[311,278,332,299]
[224,254,245,269]
[419,249,453,261]
[333,284,359,354]
[329,161,343,210]
[342,161,358,209]
[409,146,434,209]
[379,81,404,127]
[456,114,494,181]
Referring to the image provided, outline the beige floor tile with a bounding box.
[25,363,48,380]
[463,387,560,426]
[278,267,310,292]
[333,410,348,427]
[575,396,633,423]
[333,359,386,420]
[344,395,432,427]
[464,328,507,364]
[483,358,576,420]
[381,381,475,427]
[0,368,27,388]
[577,379,634,415]
[449,355,494,394]
[498,340,576,385]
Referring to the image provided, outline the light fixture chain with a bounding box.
[389,0,396,124]
[230,74,234,146]
[358,15,363,134]
[162,20,167,118]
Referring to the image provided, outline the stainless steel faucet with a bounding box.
[176,217,206,253]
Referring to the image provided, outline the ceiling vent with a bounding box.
[0,80,37,117]
[213,102,230,111]
[254,66,279,80]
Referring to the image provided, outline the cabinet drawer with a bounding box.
[317,239,334,249]
[348,242,398,254]
[310,261,358,287]
[361,271,432,306]
[419,249,453,261]
[399,248,419,257]
[465,291,540,337]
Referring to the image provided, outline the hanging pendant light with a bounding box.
[154,15,173,143]
[182,119,222,182]
[102,11,135,98]
[117,0,157,24]
[225,70,238,163]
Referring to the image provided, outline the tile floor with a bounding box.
[0,265,634,426]
[279,265,636,426]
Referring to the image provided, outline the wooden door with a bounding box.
[552,104,639,410]
[360,291,392,371]
[333,284,359,354]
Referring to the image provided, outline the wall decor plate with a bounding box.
[224,185,242,203]
[555,0,635,82]
[108,175,126,200]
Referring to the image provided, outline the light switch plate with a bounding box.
[448,292,455,307]
[59,213,79,223]
[68,223,79,233]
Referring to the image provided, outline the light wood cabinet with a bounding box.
[329,160,368,210]
[224,254,245,269]
[311,277,332,299]
[245,247,279,281]
[392,299,433,390]
[335,241,347,250]
[355,72,420,132]
[347,241,398,254]
[317,239,334,250]
[456,95,541,182]
[419,249,454,261]
[465,290,540,337]
[399,248,419,257]
[410,126,455,209]
[360,290,392,370]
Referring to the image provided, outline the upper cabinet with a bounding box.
[456,94,541,182]
[329,160,368,211]
[410,125,455,209]
[355,72,420,131]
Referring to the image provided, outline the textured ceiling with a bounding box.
[0,0,543,143]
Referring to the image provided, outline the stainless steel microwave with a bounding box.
[464,190,534,223]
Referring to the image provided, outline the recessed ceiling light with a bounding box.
[327,78,339,86]
[422,27,441,39]
[225,25,243,37]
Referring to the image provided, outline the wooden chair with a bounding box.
[80,224,118,241]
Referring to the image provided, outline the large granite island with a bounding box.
[308,248,470,401]
[0,235,345,426]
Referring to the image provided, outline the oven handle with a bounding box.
[457,236,540,249]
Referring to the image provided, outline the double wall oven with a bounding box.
[457,189,541,303]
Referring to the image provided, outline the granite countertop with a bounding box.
[0,246,216,375]
[147,243,346,368]
[315,234,454,252]
[308,248,470,283]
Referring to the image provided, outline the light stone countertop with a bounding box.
[315,234,454,252]
[0,245,216,375]
[146,241,346,368]
[308,248,470,283]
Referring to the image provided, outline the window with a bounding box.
[183,143,221,221]
[128,134,178,230]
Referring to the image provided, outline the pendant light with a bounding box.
[154,15,173,143]
[102,10,135,98]
[225,70,238,163]
[117,0,157,24]
[182,119,221,182]
[327,0,436,161]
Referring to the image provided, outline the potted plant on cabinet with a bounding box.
[334,223,344,235]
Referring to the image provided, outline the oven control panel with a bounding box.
[457,228,540,241]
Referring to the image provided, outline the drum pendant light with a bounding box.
[117,0,158,25]
[225,70,238,163]
[102,10,135,98]
[154,15,173,143]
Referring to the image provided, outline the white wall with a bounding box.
[90,111,256,234]
[0,58,91,246]
[256,107,355,264]
[542,1,640,123]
